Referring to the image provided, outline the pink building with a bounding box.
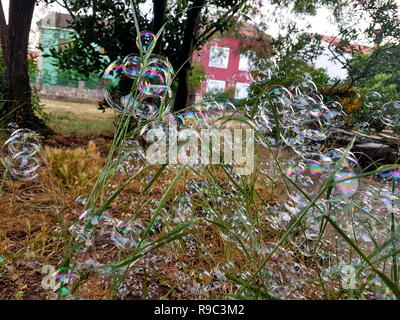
[192,23,271,102]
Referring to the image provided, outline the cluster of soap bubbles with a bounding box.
[247,79,347,156]
[363,92,400,128]
[61,38,400,300]
[100,31,174,119]
[1,124,41,181]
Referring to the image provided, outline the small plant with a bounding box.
[42,141,104,192]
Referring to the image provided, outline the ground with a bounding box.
[0,99,398,300]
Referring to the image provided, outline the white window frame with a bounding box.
[238,52,252,71]
[206,79,226,94]
[235,82,250,99]
[209,46,230,69]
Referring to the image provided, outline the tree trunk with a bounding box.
[173,0,206,111]
[152,0,167,54]
[0,0,51,134]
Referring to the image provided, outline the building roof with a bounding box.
[237,22,273,41]
[55,13,73,29]
[37,12,73,29]
[320,35,372,54]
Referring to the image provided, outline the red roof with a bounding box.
[320,35,372,54]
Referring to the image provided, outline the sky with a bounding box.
[1,0,400,49]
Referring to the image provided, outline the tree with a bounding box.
[43,0,260,111]
[44,0,400,113]
[318,0,400,91]
[0,0,50,132]
[173,0,206,110]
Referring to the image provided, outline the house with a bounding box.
[313,35,372,80]
[35,13,272,103]
[193,23,273,102]
[36,12,75,86]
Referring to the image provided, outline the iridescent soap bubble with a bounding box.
[138,54,174,99]
[100,59,134,113]
[290,80,318,97]
[264,85,294,119]
[380,101,400,127]
[179,110,209,129]
[134,96,162,120]
[1,128,41,181]
[325,101,346,127]
[111,220,144,250]
[365,92,383,108]
[280,129,324,156]
[285,156,330,208]
[120,140,145,175]
[323,149,360,199]
[122,54,141,79]
[136,31,156,53]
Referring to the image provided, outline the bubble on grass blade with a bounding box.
[119,140,145,175]
[285,156,330,208]
[122,54,141,79]
[136,31,156,53]
[135,96,161,120]
[324,149,360,199]
[266,85,294,109]
[138,55,174,99]
[111,220,144,250]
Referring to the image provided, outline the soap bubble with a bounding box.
[120,140,145,175]
[380,101,400,127]
[122,54,141,79]
[136,31,156,53]
[285,156,330,208]
[1,128,41,181]
[365,92,383,108]
[290,80,319,97]
[324,149,360,199]
[135,96,162,120]
[325,101,346,127]
[111,220,144,250]
[101,38,174,118]
[100,59,134,113]
[139,55,174,99]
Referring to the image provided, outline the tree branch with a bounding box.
[196,1,247,47]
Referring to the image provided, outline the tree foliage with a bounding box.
[41,0,262,109]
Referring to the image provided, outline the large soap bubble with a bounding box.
[380,101,400,127]
[1,127,41,181]
[101,31,174,118]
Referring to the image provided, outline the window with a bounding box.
[209,46,230,69]
[238,52,253,71]
[235,82,250,99]
[206,79,226,94]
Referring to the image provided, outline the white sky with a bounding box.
[1,0,400,49]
